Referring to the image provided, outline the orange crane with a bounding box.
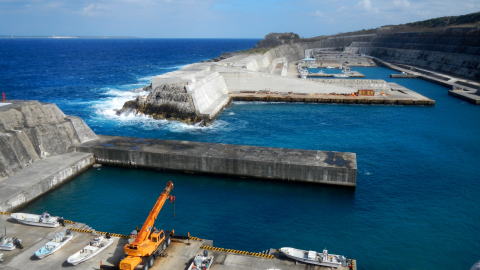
[119,181,175,270]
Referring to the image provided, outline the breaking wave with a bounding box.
[90,75,232,134]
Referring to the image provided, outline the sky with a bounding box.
[0,0,478,38]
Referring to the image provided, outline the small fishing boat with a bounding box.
[67,235,113,265]
[326,66,335,69]
[34,230,74,259]
[188,250,214,270]
[0,236,15,251]
[10,212,59,228]
[333,73,349,78]
[280,247,347,268]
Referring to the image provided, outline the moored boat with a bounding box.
[0,236,15,251]
[11,212,59,228]
[34,230,74,259]
[188,250,214,270]
[66,235,113,265]
[279,247,347,268]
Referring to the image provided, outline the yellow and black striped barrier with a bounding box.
[0,211,11,215]
[68,227,130,239]
[200,245,274,259]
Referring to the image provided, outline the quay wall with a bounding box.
[77,135,357,187]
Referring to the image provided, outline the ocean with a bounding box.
[1,38,479,270]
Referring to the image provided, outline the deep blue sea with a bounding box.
[1,39,479,270]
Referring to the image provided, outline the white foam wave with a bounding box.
[158,65,185,70]
[91,76,231,133]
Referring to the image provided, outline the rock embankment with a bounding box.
[0,101,97,180]
[119,80,202,124]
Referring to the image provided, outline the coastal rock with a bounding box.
[255,32,300,48]
[118,81,203,124]
[0,101,97,180]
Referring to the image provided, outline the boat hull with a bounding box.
[67,238,113,265]
[0,245,15,251]
[11,213,59,228]
[187,255,214,270]
[14,219,59,228]
[35,235,73,259]
[280,248,342,268]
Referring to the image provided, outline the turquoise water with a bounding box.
[1,39,478,270]
[308,67,343,74]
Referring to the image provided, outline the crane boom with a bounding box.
[119,181,174,270]
[132,181,173,245]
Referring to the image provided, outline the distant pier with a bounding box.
[76,135,357,187]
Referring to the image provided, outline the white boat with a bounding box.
[326,66,335,69]
[333,74,349,78]
[11,212,59,228]
[0,236,15,251]
[34,230,74,259]
[67,235,113,265]
[188,250,214,270]
[280,247,347,268]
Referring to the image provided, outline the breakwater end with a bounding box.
[76,135,357,187]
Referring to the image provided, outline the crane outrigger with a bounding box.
[119,181,174,270]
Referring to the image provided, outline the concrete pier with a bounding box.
[77,135,357,187]
[0,152,94,212]
[372,57,480,104]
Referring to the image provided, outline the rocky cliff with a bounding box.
[257,12,480,80]
[0,101,97,180]
[120,80,202,124]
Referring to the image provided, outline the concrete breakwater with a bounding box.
[76,135,357,187]
[0,100,357,212]
[118,52,434,124]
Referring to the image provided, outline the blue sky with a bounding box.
[0,0,478,38]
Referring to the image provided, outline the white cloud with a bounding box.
[82,3,107,16]
[358,0,379,13]
[393,0,411,8]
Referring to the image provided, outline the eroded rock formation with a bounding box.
[119,80,203,124]
[0,101,97,180]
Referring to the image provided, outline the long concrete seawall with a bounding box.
[0,152,94,211]
[76,135,357,187]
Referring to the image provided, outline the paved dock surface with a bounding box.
[0,214,357,270]
[0,215,127,270]
[152,238,356,270]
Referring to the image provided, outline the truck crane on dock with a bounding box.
[119,181,175,270]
